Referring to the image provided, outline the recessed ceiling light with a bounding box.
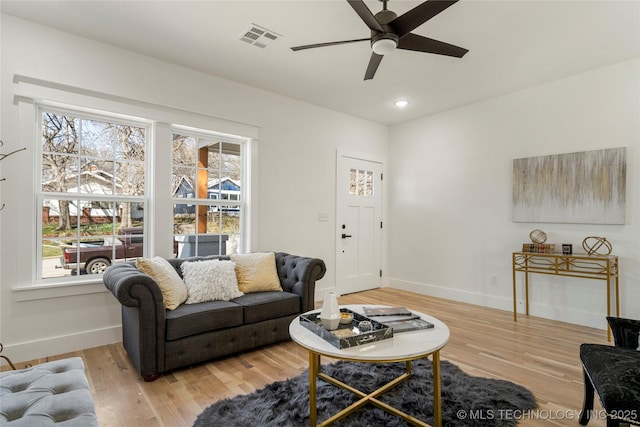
[394,100,409,108]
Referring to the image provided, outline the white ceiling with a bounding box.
[2,0,639,125]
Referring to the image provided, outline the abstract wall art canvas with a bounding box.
[512,147,626,224]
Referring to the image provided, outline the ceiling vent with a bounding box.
[239,24,282,49]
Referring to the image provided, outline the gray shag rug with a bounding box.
[193,359,536,427]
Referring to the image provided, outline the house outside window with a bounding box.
[172,128,245,257]
[39,108,147,279]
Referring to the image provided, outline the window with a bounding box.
[172,128,244,257]
[349,168,374,196]
[24,90,254,288]
[39,108,147,280]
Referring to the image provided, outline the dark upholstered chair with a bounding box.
[579,316,640,427]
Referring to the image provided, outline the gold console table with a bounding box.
[512,252,619,341]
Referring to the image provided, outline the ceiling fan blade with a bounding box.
[364,52,383,80]
[397,33,468,58]
[291,38,370,51]
[347,0,384,32]
[390,0,459,37]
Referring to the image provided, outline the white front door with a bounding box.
[336,154,383,295]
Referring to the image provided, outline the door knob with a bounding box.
[341,233,352,239]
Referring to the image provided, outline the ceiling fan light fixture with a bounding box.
[372,38,396,55]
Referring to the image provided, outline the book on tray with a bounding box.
[363,306,412,317]
[363,306,434,332]
[383,318,434,333]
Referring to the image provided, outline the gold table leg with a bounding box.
[615,274,620,317]
[606,274,612,342]
[309,351,320,426]
[308,353,439,427]
[525,271,529,316]
[433,350,442,427]
[512,257,517,321]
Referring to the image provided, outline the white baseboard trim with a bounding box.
[387,278,511,311]
[387,278,607,331]
[3,325,122,364]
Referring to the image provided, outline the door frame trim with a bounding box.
[335,149,387,296]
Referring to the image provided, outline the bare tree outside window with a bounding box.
[39,109,146,279]
[41,113,78,230]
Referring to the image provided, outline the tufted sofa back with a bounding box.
[274,252,326,311]
[165,252,326,312]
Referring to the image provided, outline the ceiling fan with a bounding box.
[291,0,468,80]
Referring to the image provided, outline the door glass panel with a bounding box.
[364,170,373,196]
[349,169,374,197]
[349,169,357,195]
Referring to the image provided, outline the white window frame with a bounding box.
[36,104,149,283]
[11,76,258,299]
[171,126,248,256]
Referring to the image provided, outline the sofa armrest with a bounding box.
[275,252,326,312]
[103,262,165,310]
[103,262,167,379]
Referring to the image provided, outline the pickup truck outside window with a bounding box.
[60,227,144,274]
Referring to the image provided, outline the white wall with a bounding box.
[2,13,637,362]
[0,15,388,361]
[388,58,640,330]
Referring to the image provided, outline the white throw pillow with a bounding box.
[180,259,243,304]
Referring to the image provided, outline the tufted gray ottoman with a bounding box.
[0,357,98,426]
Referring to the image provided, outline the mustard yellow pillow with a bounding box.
[229,252,282,293]
[136,257,188,310]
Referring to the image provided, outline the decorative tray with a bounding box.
[299,308,393,349]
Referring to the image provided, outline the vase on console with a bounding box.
[320,291,340,330]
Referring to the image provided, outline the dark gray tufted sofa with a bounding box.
[103,252,326,381]
[0,357,98,426]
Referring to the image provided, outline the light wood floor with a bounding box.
[7,288,611,427]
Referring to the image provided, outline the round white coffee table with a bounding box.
[289,304,450,427]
